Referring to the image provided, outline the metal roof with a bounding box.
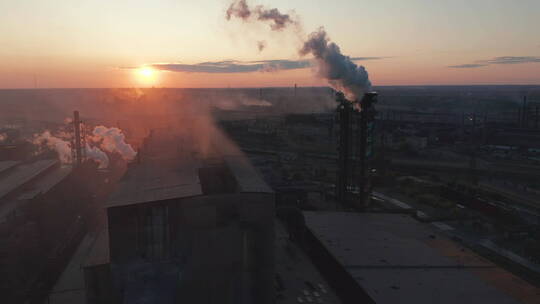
[0,160,20,175]
[106,128,272,208]
[106,158,203,208]
[0,159,58,199]
[304,211,537,304]
[18,166,72,200]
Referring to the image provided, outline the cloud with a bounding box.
[448,64,487,69]
[124,57,387,74]
[481,56,540,65]
[449,56,540,68]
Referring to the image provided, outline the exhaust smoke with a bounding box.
[300,28,371,102]
[226,0,297,31]
[225,0,372,103]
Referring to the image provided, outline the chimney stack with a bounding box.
[73,110,82,166]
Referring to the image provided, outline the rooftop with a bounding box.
[303,211,539,304]
[0,159,58,200]
[106,129,271,209]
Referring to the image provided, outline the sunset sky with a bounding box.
[1,0,539,88]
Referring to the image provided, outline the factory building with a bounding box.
[83,128,275,304]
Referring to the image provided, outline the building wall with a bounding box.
[106,192,274,304]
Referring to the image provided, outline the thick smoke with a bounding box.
[225,0,372,102]
[32,131,72,164]
[300,28,371,101]
[226,0,296,31]
[32,131,109,168]
[91,126,137,161]
[226,0,251,20]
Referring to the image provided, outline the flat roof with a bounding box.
[0,159,58,199]
[106,128,272,208]
[106,158,203,208]
[304,211,539,304]
[275,221,341,304]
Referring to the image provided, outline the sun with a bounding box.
[135,66,158,86]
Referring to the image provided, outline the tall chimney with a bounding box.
[73,110,82,166]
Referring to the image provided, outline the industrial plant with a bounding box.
[1,0,540,303]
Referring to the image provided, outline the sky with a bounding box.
[1,0,539,88]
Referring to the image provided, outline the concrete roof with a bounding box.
[303,211,538,304]
[0,159,58,199]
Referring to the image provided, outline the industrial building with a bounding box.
[82,128,275,304]
[300,211,539,304]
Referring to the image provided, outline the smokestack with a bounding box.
[73,110,82,166]
[522,96,527,128]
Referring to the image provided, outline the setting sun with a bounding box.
[135,66,158,86]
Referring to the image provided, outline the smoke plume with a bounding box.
[226,0,296,31]
[225,0,372,102]
[300,28,371,101]
[257,40,266,52]
[91,126,137,161]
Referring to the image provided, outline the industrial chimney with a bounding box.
[73,110,83,166]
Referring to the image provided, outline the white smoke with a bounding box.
[32,130,110,168]
[225,0,372,102]
[300,28,371,101]
[91,126,137,161]
[85,143,109,168]
[32,131,73,164]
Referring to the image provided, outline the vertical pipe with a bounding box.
[73,110,82,166]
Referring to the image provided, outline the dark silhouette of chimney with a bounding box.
[73,111,82,166]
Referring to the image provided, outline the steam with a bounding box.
[85,143,109,168]
[226,0,297,31]
[32,131,73,164]
[91,126,137,161]
[225,0,372,102]
[32,131,110,168]
[300,28,371,101]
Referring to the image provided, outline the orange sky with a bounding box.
[1,0,539,88]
